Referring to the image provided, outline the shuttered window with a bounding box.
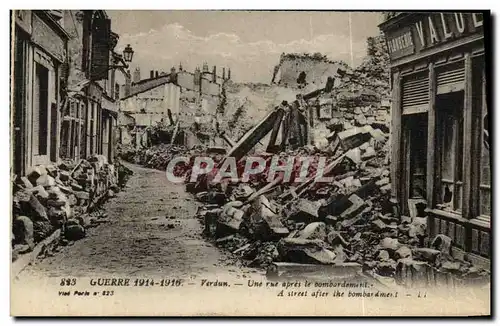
[479,65,490,218]
[90,17,111,81]
[402,72,429,115]
[436,62,465,95]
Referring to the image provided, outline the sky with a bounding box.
[108,11,384,83]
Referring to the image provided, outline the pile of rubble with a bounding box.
[11,156,130,262]
[191,117,489,288]
[118,143,230,180]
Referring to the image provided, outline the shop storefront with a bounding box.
[12,10,69,175]
[379,12,490,268]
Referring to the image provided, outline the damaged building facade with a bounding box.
[12,10,130,173]
[118,63,231,147]
[11,10,134,264]
[379,12,490,267]
[12,10,69,176]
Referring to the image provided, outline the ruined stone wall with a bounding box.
[276,55,345,89]
[120,83,180,116]
[63,10,87,87]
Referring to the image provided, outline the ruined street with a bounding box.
[16,162,258,281]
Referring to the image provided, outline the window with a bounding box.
[33,62,49,156]
[436,91,464,213]
[80,103,87,158]
[89,102,95,155]
[479,74,490,217]
[115,83,120,100]
[408,114,427,199]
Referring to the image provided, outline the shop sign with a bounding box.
[386,12,484,60]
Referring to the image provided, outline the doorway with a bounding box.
[402,112,428,215]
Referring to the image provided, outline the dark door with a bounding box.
[13,28,27,175]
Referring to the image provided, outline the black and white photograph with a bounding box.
[8,9,491,316]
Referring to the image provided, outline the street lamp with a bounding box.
[105,44,134,70]
[123,44,134,63]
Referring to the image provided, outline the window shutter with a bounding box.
[402,72,429,115]
[436,62,465,95]
[90,18,111,81]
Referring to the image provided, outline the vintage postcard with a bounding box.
[10,10,491,316]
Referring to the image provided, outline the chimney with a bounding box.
[124,69,131,96]
[194,67,201,86]
[133,67,141,83]
[228,68,231,80]
[170,66,178,83]
[222,67,226,80]
[155,71,159,78]
[212,65,216,82]
[150,70,154,79]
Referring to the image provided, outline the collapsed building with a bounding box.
[118,63,231,149]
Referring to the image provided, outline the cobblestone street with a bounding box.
[17,162,258,280]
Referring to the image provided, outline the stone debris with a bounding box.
[187,103,489,287]
[115,64,489,288]
[11,156,130,261]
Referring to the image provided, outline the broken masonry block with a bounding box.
[339,194,368,220]
[232,184,255,202]
[26,166,46,185]
[29,185,49,203]
[430,234,452,257]
[333,126,374,152]
[395,246,413,260]
[395,258,432,288]
[13,216,34,249]
[370,121,390,134]
[59,170,71,182]
[412,248,442,266]
[45,165,58,178]
[376,259,397,277]
[277,238,337,265]
[216,204,244,238]
[74,191,90,200]
[242,195,289,241]
[371,219,397,232]
[13,189,49,222]
[286,199,321,223]
[361,146,376,161]
[339,209,368,229]
[18,177,34,189]
[36,174,56,188]
[377,250,390,261]
[295,222,327,241]
[326,230,349,247]
[345,147,362,165]
[377,237,402,252]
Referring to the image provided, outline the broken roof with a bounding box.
[121,74,173,100]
